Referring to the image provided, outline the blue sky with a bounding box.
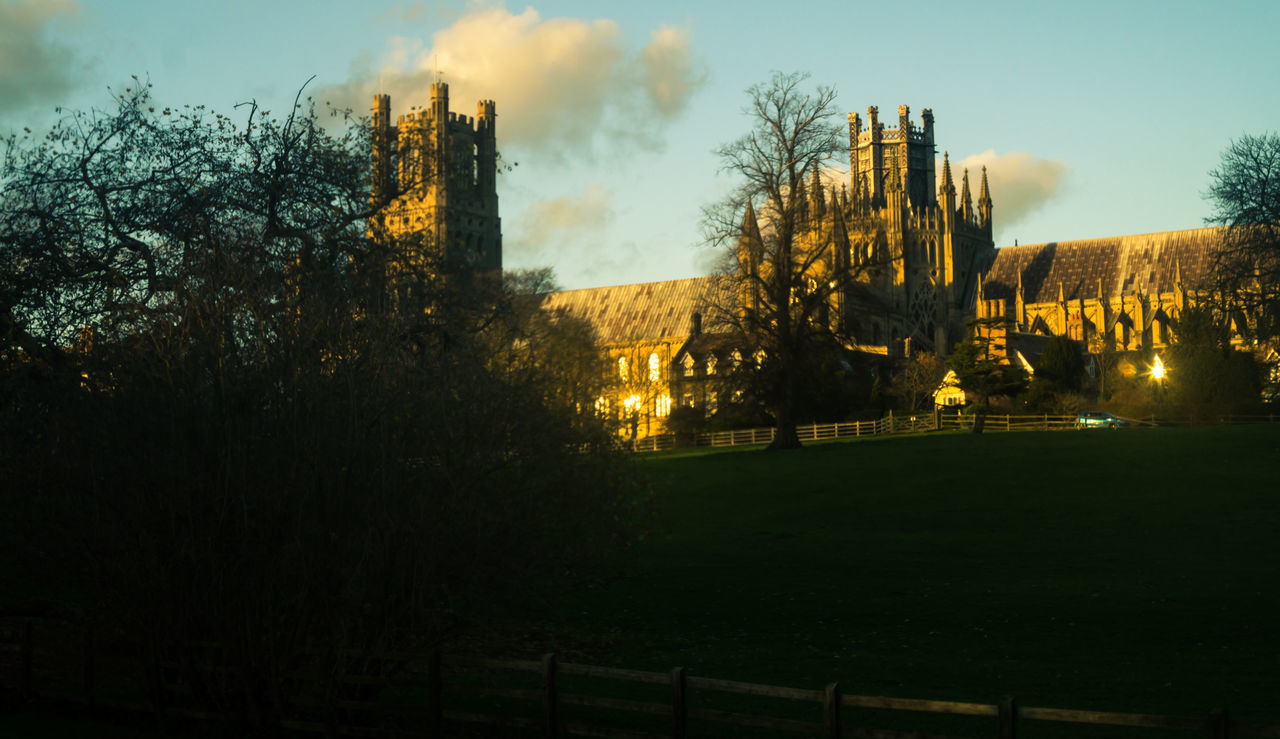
[3,0,1277,289]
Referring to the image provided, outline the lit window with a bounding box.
[708,391,719,413]
[648,353,661,383]
[655,394,671,417]
[681,354,695,377]
[682,392,694,407]
[617,356,628,381]
[706,355,717,375]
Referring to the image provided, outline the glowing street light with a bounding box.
[1151,355,1166,382]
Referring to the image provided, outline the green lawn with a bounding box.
[534,426,1280,723]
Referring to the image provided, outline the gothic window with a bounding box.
[648,353,661,383]
[655,394,671,417]
[617,356,628,382]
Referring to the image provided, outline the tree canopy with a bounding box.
[1204,132,1280,343]
[0,82,635,727]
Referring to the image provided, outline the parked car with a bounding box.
[1075,411,1130,429]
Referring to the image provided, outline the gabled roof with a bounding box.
[541,276,714,345]
[978,226,1223,305]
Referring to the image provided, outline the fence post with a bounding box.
[542,653,559,738]
[1207,708,1229,739]
[997,695,1017,739]
[427,652,442,738]
[823,682,841,739]
[671,667,687,739]
[21,620,33,701]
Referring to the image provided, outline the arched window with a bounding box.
[617,356,628,382]
[655,394,671,417]
[648,352,661,383]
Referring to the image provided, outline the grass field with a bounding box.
[530,425,1280,724]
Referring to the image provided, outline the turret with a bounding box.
[371,94,395,207]
[978,165,993,231]
[961,168,973,224]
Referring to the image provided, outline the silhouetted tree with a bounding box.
[949,316,1028,433]
[0,82,636,729]
[701,72,877,449]
[891,351,948,411]
[1166,306,1263,413]
[1204,132,1280,343]
[1025,335,1086,410]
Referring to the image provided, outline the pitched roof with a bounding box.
[541,276,714,345]
[979,226,1223,304]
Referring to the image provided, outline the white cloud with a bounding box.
[0,0,83,117]
[318,7,705,161]
[519,184,614,250]
[949,150,1069,237]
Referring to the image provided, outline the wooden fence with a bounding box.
[5,624,1279,738]
[628,412,1280,452]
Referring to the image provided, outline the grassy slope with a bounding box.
[547,426,1280,720]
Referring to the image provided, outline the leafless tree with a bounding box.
[1204,132,1280,344]
[701,72,874,449]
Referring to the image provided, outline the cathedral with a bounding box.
[373,92,1233,437]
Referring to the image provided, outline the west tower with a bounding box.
[371,83,502,273]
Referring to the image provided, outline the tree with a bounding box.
[949,316,1028,433]
[701,72,871,450]
[1024,335,1085,410]
[1204,132,1280,343]
[0,83,636,728]
[891,351,948,411]
[1165,306,1263,413]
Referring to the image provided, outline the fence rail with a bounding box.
[5,624,1279,738]
[628,412,1280,452]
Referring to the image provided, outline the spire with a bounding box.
[794,174,809,222]
[741,199,761,240]
[939,152,955,196]
[978,165,993,228]
[810,168,825,217]
[961,168,973,223]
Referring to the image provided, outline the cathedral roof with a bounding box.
[979,226,1223,304]
[541,276,714,345]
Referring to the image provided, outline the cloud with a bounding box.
[0,0,83,117]
[518,184,614,251]
[319,7,705,160]
[949,150,1069,236]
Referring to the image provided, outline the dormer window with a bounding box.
[681,354,695,377]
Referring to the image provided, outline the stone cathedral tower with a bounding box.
[844,105,995,353]
[370,83,502,273]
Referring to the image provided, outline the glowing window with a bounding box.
[681,354,695,377]
[655,394,671,417]
[648,353,660,383]
[706,355,717,375]
[617,356,628,381]
[708,391,719,414]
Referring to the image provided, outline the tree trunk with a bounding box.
[768,395,802,450]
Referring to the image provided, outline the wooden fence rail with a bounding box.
[627,412,1280,452]
[9,625,1277,738]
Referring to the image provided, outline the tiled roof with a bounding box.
[979,226,1223,304]
[541,276,715,345]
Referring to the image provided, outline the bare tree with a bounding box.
[701,72,874,449]
[1204,132,1280,344]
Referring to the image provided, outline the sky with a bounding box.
[3,0,1278,290]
